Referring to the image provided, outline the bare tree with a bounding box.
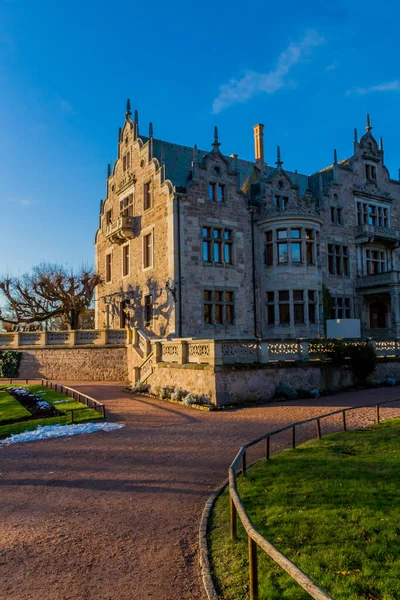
[0,264,102,330]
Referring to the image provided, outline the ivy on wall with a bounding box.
[0,351,22,378]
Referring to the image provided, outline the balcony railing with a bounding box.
[355,223,400,243]
[0,329,128,348]
[106,216,135,244]
[357,270,400,288]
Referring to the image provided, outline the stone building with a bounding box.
[95,103,400,341]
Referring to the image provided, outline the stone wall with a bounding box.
[148,364,217,402]
[215,360,400,406]
[18,346,129,381]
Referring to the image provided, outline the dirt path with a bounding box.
[1,384,400,600]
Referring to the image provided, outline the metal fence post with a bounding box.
[230,495,237,540]
[266,436,270,461]
[292,425,296,449]
[342,410,347,431]
[376,404,380,424]
[316,418,322,439]
[248,536,258,600]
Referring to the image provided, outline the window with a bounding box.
[278,291,290,324]
[105,253,112,283]
[365,163,377,181]
[144,181,153,210]
[331,297,352,319]
[266,291,275,324]
[328,244,349,276]
[293,290,304,324]
[106,210,113,226]
[274,195,289,212]
[305,229,314,265]
[120,193,134,217]
[144,295,153,327]
[143,232,153,269]
[291,230,301,264]
[202,227,233,265]
[308,290,316,324]
[330,206,343,225]
[122,244,129,277]
[123,152,131,172]
[203,290,235,325]
[356,200,389,227]
[208,183,225,202]
[265,231,273,265]
[366,248,387,275]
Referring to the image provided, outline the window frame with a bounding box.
[144,294,153,328]
[201,226,234,266]
[105,251,113,284]
[203,289,235,326]
[122,243,130,278]
[143,180,153,211]
[143,230,154,270]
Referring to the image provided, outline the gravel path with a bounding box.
[1,383,400,600]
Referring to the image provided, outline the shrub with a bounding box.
[310,388,320,398]
[171,387,187,402]
[0,351,22,378]
[384,376,397,387]
[131,381,149,393]
[157,385,174,400]
[274,383,297,401]
[183,393,198,406]
[297,388,312,399]
[182,392,212,406]
[349,343,377,383]
[328,340,350,367]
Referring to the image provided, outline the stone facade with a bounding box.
[17,347,129,381]
[95,107,400,343]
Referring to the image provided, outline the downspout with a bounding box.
[250,209,257,338]
[177,194,183,338]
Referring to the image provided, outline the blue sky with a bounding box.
[1,0,400,274]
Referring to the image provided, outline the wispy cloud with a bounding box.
[212,30,324,114]
[347,80,400,95]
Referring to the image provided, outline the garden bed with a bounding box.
[209,419,400,600]
[0,384,102,438]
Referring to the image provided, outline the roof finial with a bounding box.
[365,113,372,133]
[354,128,358,143]
[134,109,138,123]
[125,98,132,119]
[212,126,220,149]
[192,144,198,163]
[118,127,122,141]
[107,163,111,178]
[276,145,283,170]
[333,148,338,165]
[379,136,383,151]
[149,122,153,139]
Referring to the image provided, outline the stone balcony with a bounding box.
[356,270,400,289]
[106,216,135,244]
[354,223,400,244]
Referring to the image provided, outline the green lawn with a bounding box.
[0,390,31,421]
[209,419,400,600]
[0,384,102,438]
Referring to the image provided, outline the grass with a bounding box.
[0,390,31,421]
[209,419,400,600]
[0,384,102,438]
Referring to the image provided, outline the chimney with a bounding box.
[253,124,265,165]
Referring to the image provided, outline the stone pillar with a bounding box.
[260,342,269,363]
[209,340,223,366]
[98,330,107,346]
[69,331,77,346]
[40,332,47,346]
[13,332,21,348]
[299,341,309,362]
[154,341,162,363]
[177,340,188,365]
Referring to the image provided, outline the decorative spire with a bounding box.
[212,126,220,149]
[333,148,338,165]
[107,163,111,177]
[354,128,358,143]
[365,113,372,133]
[379,136,383,151]
[118,127,122,141]
[192,144,198,164]
[125,98,132,119]
[133,109,139,140]
[149,122,153,139]
[192,144,199,181]
[276,145,283,170]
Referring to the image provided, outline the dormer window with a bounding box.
[213,166,220,176]
[274,195,288,211]
[209,182,225,202]
[365,163,376,181]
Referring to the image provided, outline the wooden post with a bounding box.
[266,436,270,461]
[242,451,247,477]
[230,495,237,540]
[376,404,380,424]
[248,536,259,600]
[316,418,322,439]
[70,410,74,423]
[102,405,106,418]
[342,410,347,431]
[292,425,296,449]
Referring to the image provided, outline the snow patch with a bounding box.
[1,422,124,446]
